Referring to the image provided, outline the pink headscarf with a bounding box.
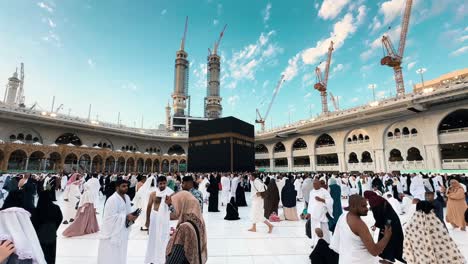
[66,173,81,186]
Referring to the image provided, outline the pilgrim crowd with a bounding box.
[0,171,466,264]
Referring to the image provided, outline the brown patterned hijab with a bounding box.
[166,191,207,264]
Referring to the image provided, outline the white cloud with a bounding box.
[377,91,386,99]
[407,61,416,70]
[351,97,359,102]
[333,63,344,73]
[213,19,219,26]
[225,30,281,88]
[370,16,382,33]
[380,0,405,26]
[37,2,53,13]
[262,80,270,89]
[87,58,95,69]
[217,3,223,16]
[47,18,56,28]
[282,54,300,81]
[318,0,351,20]
[161,9,167,15]
[302,13,357,65]
[450,46,468,56]
[227,95,239,106]
[356,5,367,25]
[458,35,468,42]
[314,3,319,10]
[42,30,61,47]
[305,92,312,98]
[122,82,137,91]
[263,3,272,24]
[192,63,207,90]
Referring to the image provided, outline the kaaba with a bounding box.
[188,116,255,172]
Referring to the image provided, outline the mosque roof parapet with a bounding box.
[256,79,468,139]
[0,103,188,140]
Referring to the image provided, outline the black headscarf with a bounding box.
[1,190,23,210]
[281,179,297,208]
[208,175,219,193]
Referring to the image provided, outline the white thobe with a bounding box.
[60,176,68,191]
[401,176,408,192]
[250,179,266,223]
[308,188,333,246]
[294,178,303,199]
[144,195,171,264]
[386,196,402,215]
[62,184,81,221]
[199,178,210,201]
[97,192,132,264]
[221,176,231,205]
[433,175,443,192]
[85,178,101,207]
[230,177,239,199]
[410,176,425,200]
[277,178,286,206]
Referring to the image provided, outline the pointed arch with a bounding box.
[273,142,286,153]
[255,144,269,154]
[315,133,335,147]
[292,138,307,150]
[167,144,185,155]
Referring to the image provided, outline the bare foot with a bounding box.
[248,228,256,232]
[268,225,273,234]
[461,227,466,231]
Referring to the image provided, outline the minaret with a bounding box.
[5,68,21,105]
[172,17,189,117]
[165,101,172,130]
[204,25,227,119]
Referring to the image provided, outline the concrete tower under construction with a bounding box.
[204,25,226,119]
[4,65,23,106]
[172,17,189,117]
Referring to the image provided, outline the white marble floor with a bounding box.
[55,194,468,264]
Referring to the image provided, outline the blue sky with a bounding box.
[0,0,466,130]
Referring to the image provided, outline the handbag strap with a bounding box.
[187,220,203,264]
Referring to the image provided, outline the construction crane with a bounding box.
[55,104,64,113]
[380,0,413,97]
[255,75,285,131]
[212,24,227,55]
[180,16,188,51]
[329,92,340,111]
[17,63,25,107]
[314,41,334,114]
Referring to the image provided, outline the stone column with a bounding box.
[113,160,117,173]
[89,161,93,173]
[24,157,29,171]
[309,155,316,171]
[424,144,442,170]
[269,158,274,172]
[123,160,127,173]
[337,152,346,172]
[287,155,293,172]
[374,149,385,173]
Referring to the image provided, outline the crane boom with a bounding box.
[398,0,412,58]
[255,75,285,131]
[213,24,227,54]
[315,67,322,83]
[329,92,339,111]
[382,35,398,59]
[180,16,188,50]
[323,41,334,87]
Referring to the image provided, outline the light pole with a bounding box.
[368,84,377,102]
[416,68,427,88]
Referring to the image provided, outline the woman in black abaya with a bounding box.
[224,197,240,220]
[207,175,220,212]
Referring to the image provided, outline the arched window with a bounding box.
[25,134,33,142]
[402,127,410,135]
[361,151,373,163]
[410,128,418,134]
[292,138,307,150]
[358,134,364,141]
[17,133,24,140]
[9,135,16,141]
[7,150,27,170]
[347,138,352,143]
[389,149,403,162]
[348,152,359,163]
[394,128,401,136]
[255,144,268,154]
[387,132,393,138]
[168,144,185,155]
[364,135,370,141]
[33,137,39,142]
[315,134,335,147]
[352,135,357,141]
[55,133,82,146]
[407,147,423,161]
[273,142,286,153]
[438,109,468,132]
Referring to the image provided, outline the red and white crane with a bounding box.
[255,74,285,131]
[314,41,334,114]
[380,0,413,97]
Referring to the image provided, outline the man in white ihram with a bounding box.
[307,178,333,247]
[220,174,231,206]
[97,179,138,264]
[85,174,101,209]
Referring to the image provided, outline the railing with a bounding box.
[347,139,370,145]
[316,143,335,148]
[292,147,308,151]
[443,159,468,163]
[317,163,339,166]
[0,103,188,138]
[293,164,310,167]
[256,80,467,136]
[439,128,468,134]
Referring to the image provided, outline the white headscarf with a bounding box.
[0,208,46,264]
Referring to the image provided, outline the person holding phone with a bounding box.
[364,191,406,264]
[97,179,138,264]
